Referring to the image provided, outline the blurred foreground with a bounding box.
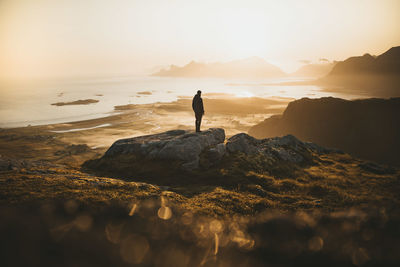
[1,200,399,267]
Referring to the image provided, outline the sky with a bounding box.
[0,0,399,80]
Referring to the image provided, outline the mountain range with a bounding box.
[152,57,286,78]
[318,46,400,96]
[153,46,399,81]
[291,62,336,78]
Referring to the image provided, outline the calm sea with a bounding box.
[0,76,365,128]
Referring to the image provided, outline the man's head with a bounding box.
[197,90,201,95]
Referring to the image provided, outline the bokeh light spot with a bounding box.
[74,214,93,232]
[308,236,324,251]
[157,206,172,220]
[120,235,149,264]
[105,222,124,244]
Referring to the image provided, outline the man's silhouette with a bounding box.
[192,90,204,132]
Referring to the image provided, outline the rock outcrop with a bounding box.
[226,133,332,164]
[104,128,225,170]
[84,128,338,180]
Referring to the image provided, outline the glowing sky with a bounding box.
[0,0,399,79]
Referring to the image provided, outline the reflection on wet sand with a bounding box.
[49,123,112,133]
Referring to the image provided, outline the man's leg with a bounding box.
[195,113,199,132]
[195,113,202,132]
[198,114,202,132]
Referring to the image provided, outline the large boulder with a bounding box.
[226,133,261,155]
[83,129,337,180]
[226,133,331,164]
[104,128,225,170]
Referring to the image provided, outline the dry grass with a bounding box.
[2,148,398,218]
[1,127,400,266]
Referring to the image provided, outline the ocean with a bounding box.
[0,76,365,128]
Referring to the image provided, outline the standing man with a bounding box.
[192,90,204,132]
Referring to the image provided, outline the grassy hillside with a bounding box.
[1,126,399,266]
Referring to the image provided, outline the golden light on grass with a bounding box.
[214,233,219,255]
[308,236,324,252]
[160,195,167,206]
[352,248,370,266]
[181,212,193,225]
[158,194,173,220]
[74,214,93,232]
[209,219,223,234]
[50,223,74,241]
[230,230,255,250]
[128,203,138,216]
[209,219,224,255]
[105,222,124,244]
[64,199,78,214]
[157,206,172,220]
[120,235,149,264]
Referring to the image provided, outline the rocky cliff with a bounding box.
[249,97,400,166]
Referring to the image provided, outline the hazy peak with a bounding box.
[152,57,285,78]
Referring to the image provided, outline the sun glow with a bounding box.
[218,8,271,60]
[0,0,399,79]
[235,91,255,98]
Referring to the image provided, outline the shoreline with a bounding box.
[0,94,292,131]
[0,95,292,168]
[1,75,375,129]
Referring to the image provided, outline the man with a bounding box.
[192,90,204,132]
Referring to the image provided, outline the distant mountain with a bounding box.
[152,57,286,78]
[318,47,400,96]
[145,64,169,74]
[328,46,400,76]
[249,97,400,166]
[291,62,336,78]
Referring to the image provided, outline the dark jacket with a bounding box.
[192,94,204,114]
